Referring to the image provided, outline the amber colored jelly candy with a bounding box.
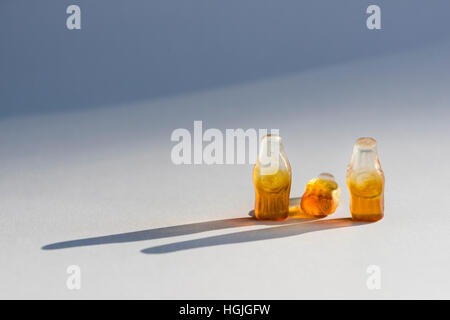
[346,137,385,222]
[300,173,341,217]
[253,135,291,220]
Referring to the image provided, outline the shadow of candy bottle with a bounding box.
[253,135,291,221]
[347,137,385,222]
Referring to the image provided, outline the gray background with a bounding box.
[2,0,450,116]
[0,1,449,299]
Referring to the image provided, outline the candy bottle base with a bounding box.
[350,194,384,222]
[255,192,289,221]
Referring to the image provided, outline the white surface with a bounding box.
[1,41,450,299]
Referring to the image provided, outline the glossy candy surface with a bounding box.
[300,173,341,217]
[347,137,385,222]
[253,135,291,220]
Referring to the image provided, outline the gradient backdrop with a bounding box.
[0,1,449,298]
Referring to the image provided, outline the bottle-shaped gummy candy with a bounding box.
[253,135,291,220]
[300,173,341,217]
[347,137,385,222]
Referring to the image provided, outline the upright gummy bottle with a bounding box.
[253,135,291,220]
[347,137,385,222]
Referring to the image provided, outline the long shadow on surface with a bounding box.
[141,218,369,254]
[42,214,316,250]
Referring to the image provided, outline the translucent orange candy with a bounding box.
[347,137,384,222]
[252,135,385,222]
[300,173,341,217]
[253,135,291,220]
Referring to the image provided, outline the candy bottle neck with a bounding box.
[349,137,381,171]
[257,135,288,175]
